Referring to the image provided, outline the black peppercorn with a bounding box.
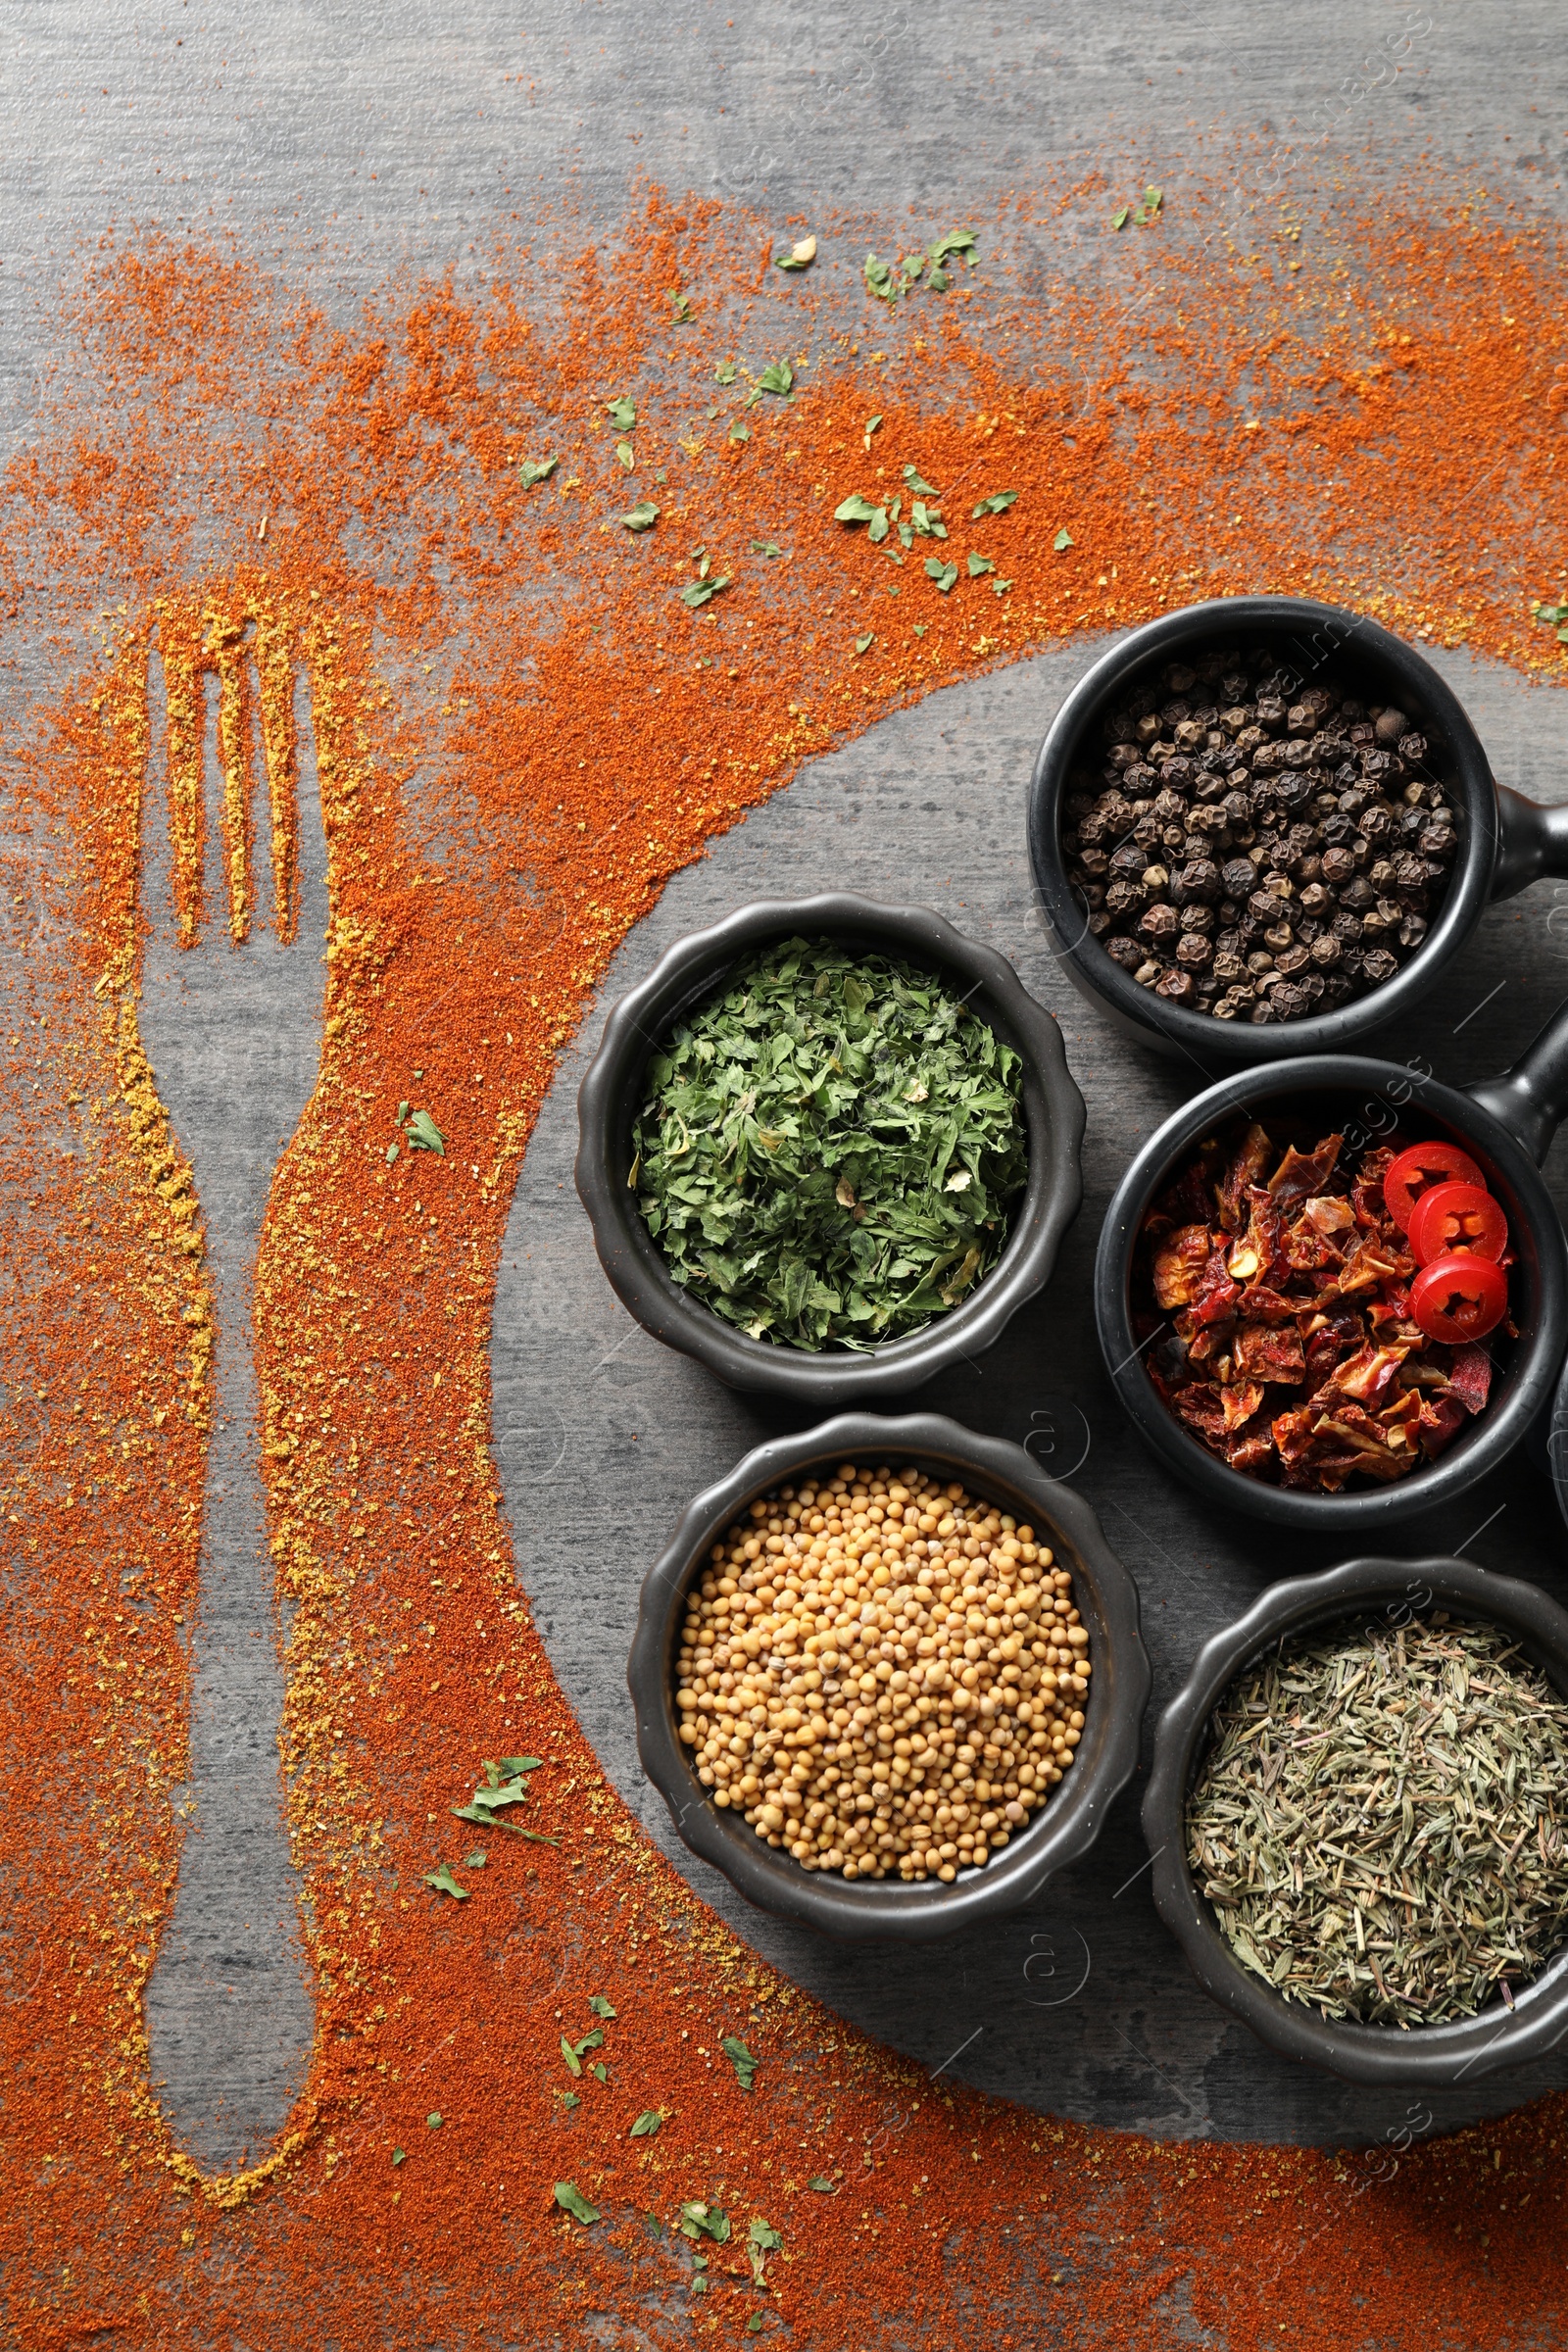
[1062,650,1457,1024]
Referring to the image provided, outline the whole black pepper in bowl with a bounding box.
[1059,646,1460,1025]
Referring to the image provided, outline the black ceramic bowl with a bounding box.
[1145,1555,1568,2085]
[1028,594,1568,1069]
[575,896,1086,1405]
[627,1412,1150,1943]
[1095,1001,1568,1532]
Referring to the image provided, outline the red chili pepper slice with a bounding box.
[1382,1141,1487,1231]
[1409,1251,1508,1343]
[1407,1180,1508,1267]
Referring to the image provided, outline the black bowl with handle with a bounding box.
[575,895,1086,1406]
[1144,1554,1568,2086]
[1094,999,1568,1531]
[1028,594,1568,1068]
[627,1411,1150,1943]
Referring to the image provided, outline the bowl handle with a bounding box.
[1467,997,1568,1165]
[1490,785,1568,901]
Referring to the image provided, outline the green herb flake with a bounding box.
[966,553,995,577]
[621,501,660,531]
[385,1142,399,1163]
[912,622,926,637]
[555,2180,600,2226]
[748,2218,784,2285]
[561,2088,580,2112]
[1111,206,1131,231]
[929,229,977,262]
[747,2320,764,2337]
[863,253,897,302]
[715,361,737,385]
[972,489,1019,518]
[992,578,1013,596]
[834,494,881,525]
[903,465,938,495]
[561,2035,583,2077]
[751,539,784,557]
[728,419,751,444]
[808,2176,837,2193]
[462,1849,487,1867]
[753,361,794,401]
[854,632,874,656]
[588,1993,616,2019]
[630,2108,664,2138]
[421,1863,467,1900]
[721,2034,760,2091]
[925,557,959,593]
[671,290,693,321]
[677,2200,731,2243]
[392,2147,407,2166]
[452,1754,559,1844]
[1053,527,1074,551]
[405,1108,444,1155]
[863,414,883,446]
[630,937,1026,1351]
[426,2113,442,2130]
[1135,185,1164,225]
[679,573,733,608]
[591,2062,609,2082]
[615,440,636,470]
[606,398,636,429]
[516,456,558,487]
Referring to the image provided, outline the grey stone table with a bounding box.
[9,0,1568,2174]
[494,637,1568,2148]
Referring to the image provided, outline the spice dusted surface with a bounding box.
[678,1463,1089,1880]
[632,939,1028,1349]
[11,76,1568,2352]
[1188,1615,1568,2027]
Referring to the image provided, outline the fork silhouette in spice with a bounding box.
[138,603,327,2174]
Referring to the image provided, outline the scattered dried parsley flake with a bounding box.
[555,2181,600,2225]
[421,1862,467,1900]
[630,935,1027,1350]
[722,2034,760,2090]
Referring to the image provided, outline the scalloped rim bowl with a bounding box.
[1144,1553,1568,2085]
[628,1411,1151,1943]
[574,895,1086,1405]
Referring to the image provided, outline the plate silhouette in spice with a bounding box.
[1136,1116,1512,1492]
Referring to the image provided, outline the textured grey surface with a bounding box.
[495,637,1568,2146]
[6,0,1568,2168]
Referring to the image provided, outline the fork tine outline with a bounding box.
[155,591,306,949]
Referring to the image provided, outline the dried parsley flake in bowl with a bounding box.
[629,936,1028,1351]
[1186,1613,1568,2028]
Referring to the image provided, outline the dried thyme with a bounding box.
[1187,1615,1568,2028]
[630,936,1027,1350]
